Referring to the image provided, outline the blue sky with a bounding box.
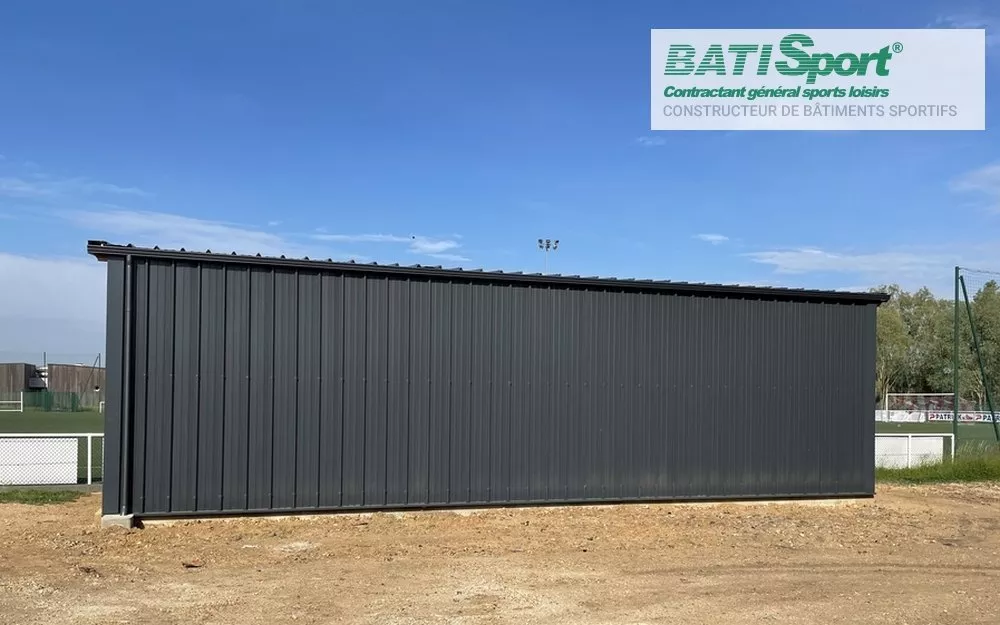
[0,0,998,360]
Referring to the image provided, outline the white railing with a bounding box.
[0,433,104,486]
[0,392,23,413]
[875,433,955,469]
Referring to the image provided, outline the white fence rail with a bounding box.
[0,433,103,486]
[875,433,954,469]
[0,392,23,413]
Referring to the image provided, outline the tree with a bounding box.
[924,295,959,396]
[853,281,1000,408]
[873,285,909,405]
[896,287,949,392]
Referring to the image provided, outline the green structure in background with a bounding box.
[21,390,91,413]
[953,266,1000,453]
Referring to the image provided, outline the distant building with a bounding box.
[44,363,106,409]
[0,363,39,396]
[0,361,105,410]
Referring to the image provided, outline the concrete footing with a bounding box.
[100,514,135,529]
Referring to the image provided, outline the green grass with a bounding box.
[0,408,104,434]
[0,489,87,505]
[875,420,999,438]
[0,409,105,483]
[876,446,1000,484]
[876,421,1000,482]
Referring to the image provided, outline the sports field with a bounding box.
[876,420,996,436]
[0,409,104,434]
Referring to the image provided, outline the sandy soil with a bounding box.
[1,485,999,625]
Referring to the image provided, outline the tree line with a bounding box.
[875,281,1000,410]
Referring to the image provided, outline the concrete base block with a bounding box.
[100,514,135,529]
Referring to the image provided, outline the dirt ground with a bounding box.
[1,485,999,625]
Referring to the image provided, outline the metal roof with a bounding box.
[86,240,890,304]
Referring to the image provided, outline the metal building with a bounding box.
[88,240,888,522]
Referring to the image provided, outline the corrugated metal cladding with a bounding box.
[89,241,887,519]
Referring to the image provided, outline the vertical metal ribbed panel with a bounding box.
[101,258,878,517]
[101,258,125,515]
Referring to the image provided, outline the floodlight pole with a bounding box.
[537,238,559,273]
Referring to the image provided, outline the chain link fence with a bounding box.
[0,434,103,486]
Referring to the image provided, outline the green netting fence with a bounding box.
[953,266,1000,454]
[21,390,99,413]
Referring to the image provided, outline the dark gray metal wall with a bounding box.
[95,245,881,518]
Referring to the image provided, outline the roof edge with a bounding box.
[86,240,891,305]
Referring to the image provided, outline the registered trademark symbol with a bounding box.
[892,42,903,53]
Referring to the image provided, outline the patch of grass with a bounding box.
[0,409,104,434]
[0,489,86,505]
[877,443,1000,484]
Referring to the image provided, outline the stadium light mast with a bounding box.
[537,238,559,273]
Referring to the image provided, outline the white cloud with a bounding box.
[58,208,369,263]
[423,253,468,264]
[409,236,462,255]
[694,233,729,245]
[951,162,1000,211]
[744,247,954,276]
[635,136,666,147]
[0,177,54,198]
[742,246,977,296]
[0,252,107,359]
[312,233,470,262]
[76,180,148,197]
[314,234,411,244]
[64,208,296,256]
[0,174,149,200]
